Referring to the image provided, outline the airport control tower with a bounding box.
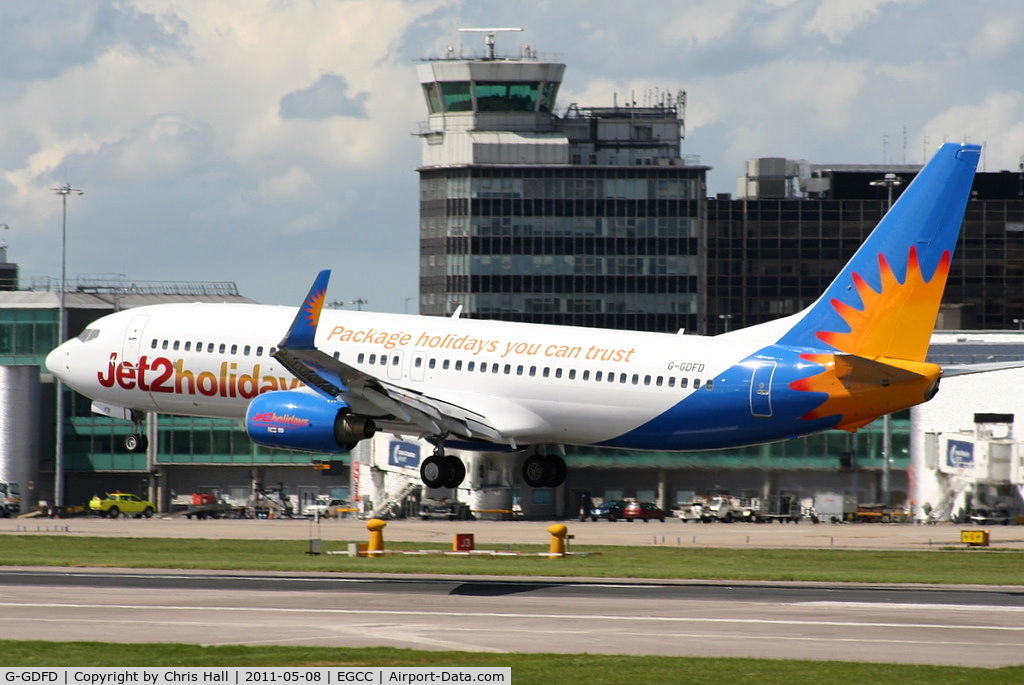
[415,29,707,334]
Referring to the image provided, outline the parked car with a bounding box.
[302,497,350,518]
[590,500,627,522]
[89,492,155,518]
[623,501,666,522]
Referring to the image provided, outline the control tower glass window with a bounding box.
[440,82,473,112]
[476,82,539,112]
[423,82,443,114]
[539,82,559,113]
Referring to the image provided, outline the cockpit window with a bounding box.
[76,328,100,343]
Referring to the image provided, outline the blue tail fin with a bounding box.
[278,269,331,350]
[776,143,980,361]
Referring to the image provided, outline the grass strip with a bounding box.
[0,641,1019,684]
[0,535,1021,585]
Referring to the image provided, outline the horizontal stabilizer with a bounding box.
[834,354,925,389]
[942,360,1024,377]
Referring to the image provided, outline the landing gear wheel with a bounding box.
[522,455,549,488]
[125,433,148,453]
[442,455,466,489]
[522,454,567,488]
[546,455,567,487]
[420,455,446,489]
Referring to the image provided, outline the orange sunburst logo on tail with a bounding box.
[817,246,950,361]
[792,246,949,428]
[304,289,326,328]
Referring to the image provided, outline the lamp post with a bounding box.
[869,173,903,506]
[51,183,83,510]
[718,313,733,333]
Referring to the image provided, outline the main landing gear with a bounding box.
[124,410,148,453]
[417,437,567,490]
[420,447,466,489]
[522,453,567,488]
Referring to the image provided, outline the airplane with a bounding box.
[47,142,1000,490]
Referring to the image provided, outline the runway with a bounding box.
[2,567,1022,667]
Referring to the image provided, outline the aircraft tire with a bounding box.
[442,456,466,489]
[545,455,567,487]
[522,455,548,488]
[420,455,446,489]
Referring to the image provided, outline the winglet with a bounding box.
[278,269,331,350]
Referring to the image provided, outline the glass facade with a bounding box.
[420,166,705,333]
[706,176,1024,333]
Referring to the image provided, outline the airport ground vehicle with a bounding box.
[748,494,803,523]
[0,481,21,517]
[89,492,155,518]
[184,492,236,519]
[591,500,628,522]
[623,501,666,522]
[701,495,755,522]
[302,497,351,518]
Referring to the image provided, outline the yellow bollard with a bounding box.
[366,518,387,557]
[547,523,568,557]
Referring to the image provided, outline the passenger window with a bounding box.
[595,371,603,381]
[150,340,158,349]
[656,376,663,386]
[643,375,651,386]
[256,346,264,356]
[333,351,340,360]
[468,361,476,372]
[429,359,436,369]
[455,360,463,371]
[568,369,576,380]
[219,344,226,354]
[680,378,689,388]
[619,373,627,383]
[582,370,590,381]
[516,365,524,376]
[392,356,399,366]
[184,342,191,352]
[244,345,251,356]
[162,340,169,350]
[631,374,639,385]
[694,379,702,389]
[208,343,215,353]
[371,354,378,364]
[555,368,563,379]
[668,377,675,388]
[705,380,714,390]
[230,344,238,355]
[503,364,511,374]
[543,367,550,378]
[380,356,387,366]
[491,363,499,373]
[443,360,450,370]
[357,353,365,364]
[529,366,537,377]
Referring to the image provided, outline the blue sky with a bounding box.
[2,0,1023,312]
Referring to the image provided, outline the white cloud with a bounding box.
[1,0,1022,310]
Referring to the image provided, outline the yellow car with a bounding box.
[89,492,156,518]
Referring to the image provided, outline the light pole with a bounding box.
[869,173,903,506]
[52,183,83,511]
[718,313,733,333]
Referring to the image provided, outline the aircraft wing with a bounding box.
[272,270,512,445]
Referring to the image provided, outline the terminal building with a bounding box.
[3,31,1023,519]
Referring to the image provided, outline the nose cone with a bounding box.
[45,341,72,383]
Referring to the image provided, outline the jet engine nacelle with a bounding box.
[245,390,376,453]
